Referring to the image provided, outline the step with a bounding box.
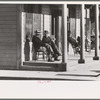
[22,61,66,71]
[21,65,57,71]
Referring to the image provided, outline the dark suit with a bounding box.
[68,36,80,55]
[42,36,60,59]
[68,36,79,48]
[32,34,44,51]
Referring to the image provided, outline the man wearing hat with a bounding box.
[32,30,43,51]
[42,30,61,61]
[32,30,53,62]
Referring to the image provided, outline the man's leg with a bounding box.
[45,44,54,62]
[51,41,60,55]
[51,41,61,61]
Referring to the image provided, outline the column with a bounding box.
[52,13,55,36]
[78,4,85,63]
[62,4,67,63]
[85,8,88,51]
[93,4,99,60]
[86,8,91,52]
[55,16,60,49]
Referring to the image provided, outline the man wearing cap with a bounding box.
[42,30,61,61]
[32,30,53,62]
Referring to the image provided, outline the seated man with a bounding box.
[32,30,53,62]
[42,30,61,61]
[68,31,80,55]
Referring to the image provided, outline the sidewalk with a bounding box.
[0,50,100,81]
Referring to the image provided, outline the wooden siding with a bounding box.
[0,4,17,68]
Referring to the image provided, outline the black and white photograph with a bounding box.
[0,2,100,81]
[0,0,100,99]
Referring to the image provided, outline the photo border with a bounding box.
[0,0,100,99]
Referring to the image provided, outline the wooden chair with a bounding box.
[33,46,47,61]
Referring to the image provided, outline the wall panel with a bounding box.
[0,4,17,68]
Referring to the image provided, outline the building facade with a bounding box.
[0,4,99,71]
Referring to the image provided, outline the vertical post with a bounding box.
[62,4,67,63]
[78,4,85,63]
[75,6,81,38]
[93,4,99,60]
[86,9,91,52]
[52,15,54,35]
[85,8,88,51]
[55,16,60,48]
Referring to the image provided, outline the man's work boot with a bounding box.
[54,54,60,61]
[48,54,54,62]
